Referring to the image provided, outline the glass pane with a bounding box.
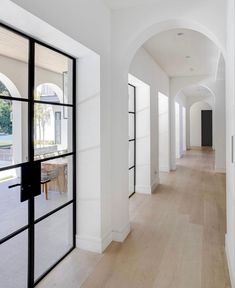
[0,231,28,288]
[129,141,134,168]
[129,168,134,196]
[35,156,73,219]
[0,26,29,99]
[129,114,134,140]
[35,44,73,105]
[35,204,73,280]
[0,167,28,239]
[0,100,28,169]
[128,85,135,112]
[34,103,73,160]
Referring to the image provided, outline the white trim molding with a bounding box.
[225,234,235,288]
[112,223,131,242]
[76,232,112,254]
[159,166,170,172]
[151,176,160,193]
[215,167,226,174]
[135,185,152,194]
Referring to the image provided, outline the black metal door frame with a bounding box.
[128,84,136,198]
[0,23,77,288]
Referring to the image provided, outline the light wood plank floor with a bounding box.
[38,149,231,288]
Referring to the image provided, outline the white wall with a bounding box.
[175,92,187,158]
[211,55,226,173]
[182,107,186,152]
[190,101,212,147]
[129,47,170,183]
[214,79,226,172]
[225,0,235,286]
[175,102,180,159]
[158,92,170,171]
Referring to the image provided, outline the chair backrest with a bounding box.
[41,171,49,181]
[47,168,59,180]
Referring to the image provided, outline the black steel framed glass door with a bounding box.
[0,24,76,288]
[128,84,136,198]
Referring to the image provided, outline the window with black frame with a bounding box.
[128,84,136,198]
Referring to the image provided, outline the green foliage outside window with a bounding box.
[0,82,12,135]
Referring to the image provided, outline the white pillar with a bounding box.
[158,92,170,172]
[111,70,130,242]
[76,54,101,251]
[170,95,176,170]
[214,80,226,173]
[186,106,191,150]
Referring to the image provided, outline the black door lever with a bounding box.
[8,183,21,189]
[7,162,41,202]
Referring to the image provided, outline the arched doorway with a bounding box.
[111,18,226,242]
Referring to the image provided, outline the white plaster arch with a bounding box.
[112,17,227,243]
[170,52,225,100]
[123,19,226,75]
[36,83,63,103]
[0,72,28,169]
[189,94,214,110]
[176,83,215,109]
[190,100,213,111]
[0,72,21,99]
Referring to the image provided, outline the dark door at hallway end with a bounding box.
[201,110,212,147]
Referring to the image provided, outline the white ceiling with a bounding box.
[103,0,158,10]
[143,29,219,77]
[0,26,68,74]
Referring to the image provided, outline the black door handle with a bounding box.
[8,162,41,202]
[8,183,21,189]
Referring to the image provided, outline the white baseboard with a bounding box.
[76,231,112,254]
[225,234,235,288]
[159,166,170,172]
[135,179,159,195]
[135,185,151,194]
[102,231,113,251]
[77,223,131,253]
[170,165,176,171]
[112,223,130,242]
[215,167,226,174]
[151,177,159,193]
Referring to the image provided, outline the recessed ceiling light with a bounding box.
[177,32,184,36]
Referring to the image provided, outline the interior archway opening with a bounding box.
[127,25,225,206]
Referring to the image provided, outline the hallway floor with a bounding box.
[38,149,231,288]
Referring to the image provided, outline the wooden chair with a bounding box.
[41,168,59,200]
